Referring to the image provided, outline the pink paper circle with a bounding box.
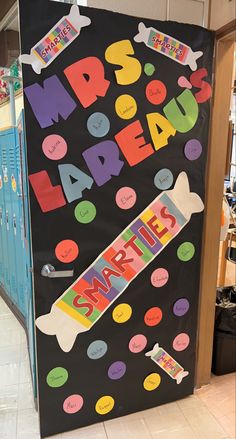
[42,135,67,160]
[173,333,190,352]
[63,394,84,414]
[129,334,147,353]
[178,76,192,89]
[151,268,169,287]
[116,187,137,210]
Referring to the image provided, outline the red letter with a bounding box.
[102,267,121,289]
[160,207,176,228]
[29,170,66,213]
[83,277,108,303]
[111,250,133,273]
[64,57,110,108]
[190,68,212,104]
[138,226,156,247]
[115,120,154,166]
[124,236,143,256]
[73,295,93,317]
[147,216,169,239]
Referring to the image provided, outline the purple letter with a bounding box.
[24,75,77,128]
[83,141,124,187]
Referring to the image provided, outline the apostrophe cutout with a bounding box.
[144,307,162,326]
[95,396,115,415]
[143,373,161,391]
[173,298,190,317]
[151,268,169,287]
[20,5,91,74]
[42,135,67,160]
[55,240,79,263]
[184,139,202,161]
[108,361,126,380]
[177,242,195,261]
[112,303,132,323]
[146,80,167,105]
[46,367,68,388]
[173,333,190,351]
[63,395,84,414]
[178,76,192,89]
[87,340,108,360]
[115,94,137,120]
[154,168,174,190]
[87,112,110,138]
[134,22,203,71]
[74,201,96,224]
[144,63,155,76]
[116,187,137,210]
[146,343,189,384]
[129,334,147,353]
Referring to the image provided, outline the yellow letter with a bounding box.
[147,113,176,151]
[105,40,142,85]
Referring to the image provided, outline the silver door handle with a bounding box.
[41,264,74,278]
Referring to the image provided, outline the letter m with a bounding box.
[24,75,77,128]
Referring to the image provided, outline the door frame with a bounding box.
[196,23,235,387]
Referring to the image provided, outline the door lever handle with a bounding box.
[41,264,74,278]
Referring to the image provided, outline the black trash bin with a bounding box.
[212,287,236,375]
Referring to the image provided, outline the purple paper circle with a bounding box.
[184,139,202,161]
[108,361,126,380]
[173,298,190,317]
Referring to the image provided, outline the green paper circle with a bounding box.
[144,63,155,76]
[46,367,68,388]
[177,242,195,262]
[74,201,96,224]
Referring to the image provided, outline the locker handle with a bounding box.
[41,264,74,278]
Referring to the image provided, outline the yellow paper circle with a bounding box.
[112,303,132,323]
[95,395,115,415]
[143,373,161,391]
[115,94,137,120]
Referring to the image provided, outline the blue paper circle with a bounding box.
[87,112,110,138]
[154,168,174,190]
[87,340,108,360]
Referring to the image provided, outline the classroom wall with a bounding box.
[210,0,235,30]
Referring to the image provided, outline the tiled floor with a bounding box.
[0,296,235,439]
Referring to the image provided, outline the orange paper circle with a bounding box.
[55,240,79,263]
[144,307,163,327]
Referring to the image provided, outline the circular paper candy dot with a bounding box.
[55,239,79,263]
[108,361,126,380]
[143,373,161,391]
[116,187,137,210]
[144,307,162,327]
[177,242,195,262]
[95,396,115,415]
[42,134,67,160]
[46,367,68,388]
[115,94,137,120]
[74,201,96,224]
[184,139,202,161]
[112,303,132,324]
[87,112,110,138]
[63,394,84,414]
[87,340,108,360]
[154,168,174,190]
[173,333,190,351]
[151,268,169,288]
[173,298,190,317]
[129,334,147,353]
[144,63,155,76]
[146,80,167,105]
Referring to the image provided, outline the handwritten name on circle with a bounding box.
[115,94,137,120]
[116,187,137,210]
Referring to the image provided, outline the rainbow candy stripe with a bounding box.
[55,192,187,329]
[33,18,78,64]
[148,30,189,62]
[153,348,183,379]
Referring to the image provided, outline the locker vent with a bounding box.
[9,146,15,170]
[1,147,7,166]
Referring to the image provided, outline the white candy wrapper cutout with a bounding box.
[20,5,91,74]
[146,343,189,384]
[134,22,203,71]
[36,172,204,352]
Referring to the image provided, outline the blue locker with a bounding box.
[0,144,4,286]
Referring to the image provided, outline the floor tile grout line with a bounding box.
[103,421,109,439]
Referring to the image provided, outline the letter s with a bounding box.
[105,40,142,85]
